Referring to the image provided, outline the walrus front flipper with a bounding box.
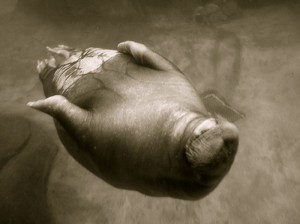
[117,41,177,71]
[27,95,92,143]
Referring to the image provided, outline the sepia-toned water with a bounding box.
[0,0,299,223]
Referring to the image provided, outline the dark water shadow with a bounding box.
[211,28,242,102]
[0,113,58,224]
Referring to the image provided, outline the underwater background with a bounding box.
[0,0,299,223]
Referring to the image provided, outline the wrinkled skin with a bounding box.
[28,41,239,200]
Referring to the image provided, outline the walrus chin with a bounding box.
[184,117,239,186]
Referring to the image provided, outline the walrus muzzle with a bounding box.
[185,118,238,187]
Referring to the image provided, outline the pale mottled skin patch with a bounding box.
[52,49,119,94]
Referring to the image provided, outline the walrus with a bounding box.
[28,41,239,200]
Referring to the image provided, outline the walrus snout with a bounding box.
[185,118,239,184]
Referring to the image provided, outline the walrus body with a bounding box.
[29,41,239,200]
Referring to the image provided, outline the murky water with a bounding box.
[0,1,300,223]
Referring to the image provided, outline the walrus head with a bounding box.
[183,116,238,189]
